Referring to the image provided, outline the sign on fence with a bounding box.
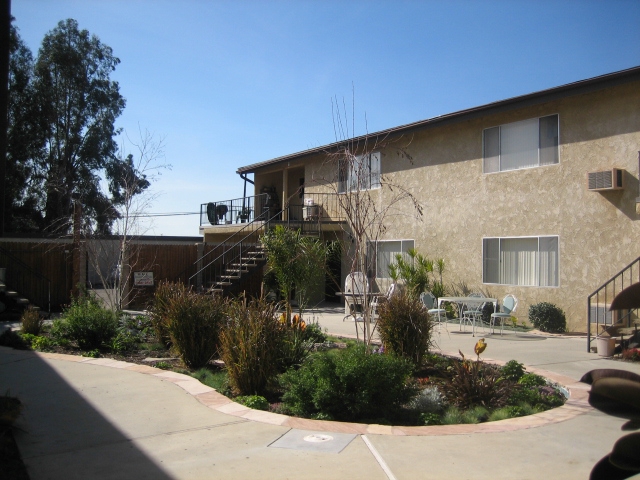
[133,271,154,287]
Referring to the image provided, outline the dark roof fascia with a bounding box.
[237,65,640,175]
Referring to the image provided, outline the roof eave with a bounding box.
[236,65,640,175]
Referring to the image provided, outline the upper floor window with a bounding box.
[338,151,381,193]
[483,236,559,287]
[483,115,559,173]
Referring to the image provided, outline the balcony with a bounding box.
[199,192,345,231]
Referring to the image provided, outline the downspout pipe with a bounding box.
[239,172,254,212]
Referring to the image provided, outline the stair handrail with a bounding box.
[587,255,640,352]
[187,208,281,286]
[0,244,51,314]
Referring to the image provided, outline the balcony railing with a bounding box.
[587,256,640,351]
[200,194,269,226]
[200,192,345,227]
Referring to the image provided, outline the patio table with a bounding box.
[437,296,497,336]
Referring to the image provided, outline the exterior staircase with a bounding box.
[0,267,42,317]
[209,244,267,295]
[587,256,640,352]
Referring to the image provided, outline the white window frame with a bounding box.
[370,239,414,279]
[483,114,559,174]
[483,236,559,287]
[338,151,381,193]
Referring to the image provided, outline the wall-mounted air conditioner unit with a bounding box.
[587,168,624,191]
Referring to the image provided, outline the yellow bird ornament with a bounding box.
[474,338,487,360]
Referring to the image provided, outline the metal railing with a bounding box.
[191,191,346,293]
[587,256,640,351]
[188,207,274,290]
[200,194,269,226]
[0,245,51,314]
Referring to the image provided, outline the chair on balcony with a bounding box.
[490,294,518,335]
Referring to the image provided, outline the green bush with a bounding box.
[377,292,434,368]
[279,345,418,422]
[518,373,547,387]
[301,322,327,344]
[528,302,566,333]
[501,360,526,382]
[149,281,188,346]
[166,289,227,369]
[20,307,44,335]
[58,294,119,350]
[219,298,286,395]
[235,395,270,411]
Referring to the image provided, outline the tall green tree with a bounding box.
[32,19,127,234]
[5,19,45,232]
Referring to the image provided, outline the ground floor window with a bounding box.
[483,236,558,287]
[370,239,414,279]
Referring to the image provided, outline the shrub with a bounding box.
[439,358,513,410]
[407,385,446,414]
[149,281,188,346]
[165,289,227,369]
[518,373,547,387]
[20,308,44,335]
[0,330,29,350]
[301,322,327,344]
[235,395,270,411]
[501,360,526,382]
[59,294,119,350]
[528,302,566,333]
[377,292,434,368]
[31,335,54,352]
[279,345,418,422]
[219,298,286,395]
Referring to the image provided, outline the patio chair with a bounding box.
[371,283,396,320]
[490,294,518,335]
[342,272,369,339]
[420,291,447,329]
[462,293,486,335]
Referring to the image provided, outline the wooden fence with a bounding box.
[0,237,203,312]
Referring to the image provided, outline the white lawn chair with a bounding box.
[490,294,518,335]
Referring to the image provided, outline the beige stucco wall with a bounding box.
[378,81,640,332]
[248,80,640,331]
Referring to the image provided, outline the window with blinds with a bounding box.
[483,115,559,173]
[371,239,414,279]
[338,151,381,193]
[483,236,559,287]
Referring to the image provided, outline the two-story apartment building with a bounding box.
[201,66,640,332]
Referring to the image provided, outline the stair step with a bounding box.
[226,269,248,274]
[16,298,30,305]
[220,275,240,280]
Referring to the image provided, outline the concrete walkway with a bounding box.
[1,306,639,479]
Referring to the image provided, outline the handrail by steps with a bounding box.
[587,255,640,352]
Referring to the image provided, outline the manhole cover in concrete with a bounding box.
[304,434,333,443]
[269,429,356,453]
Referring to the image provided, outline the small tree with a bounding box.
[313,97,423,344]
[86,128,169,311]
[261,225,334,323]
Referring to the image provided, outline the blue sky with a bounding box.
[11,0,640,236]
